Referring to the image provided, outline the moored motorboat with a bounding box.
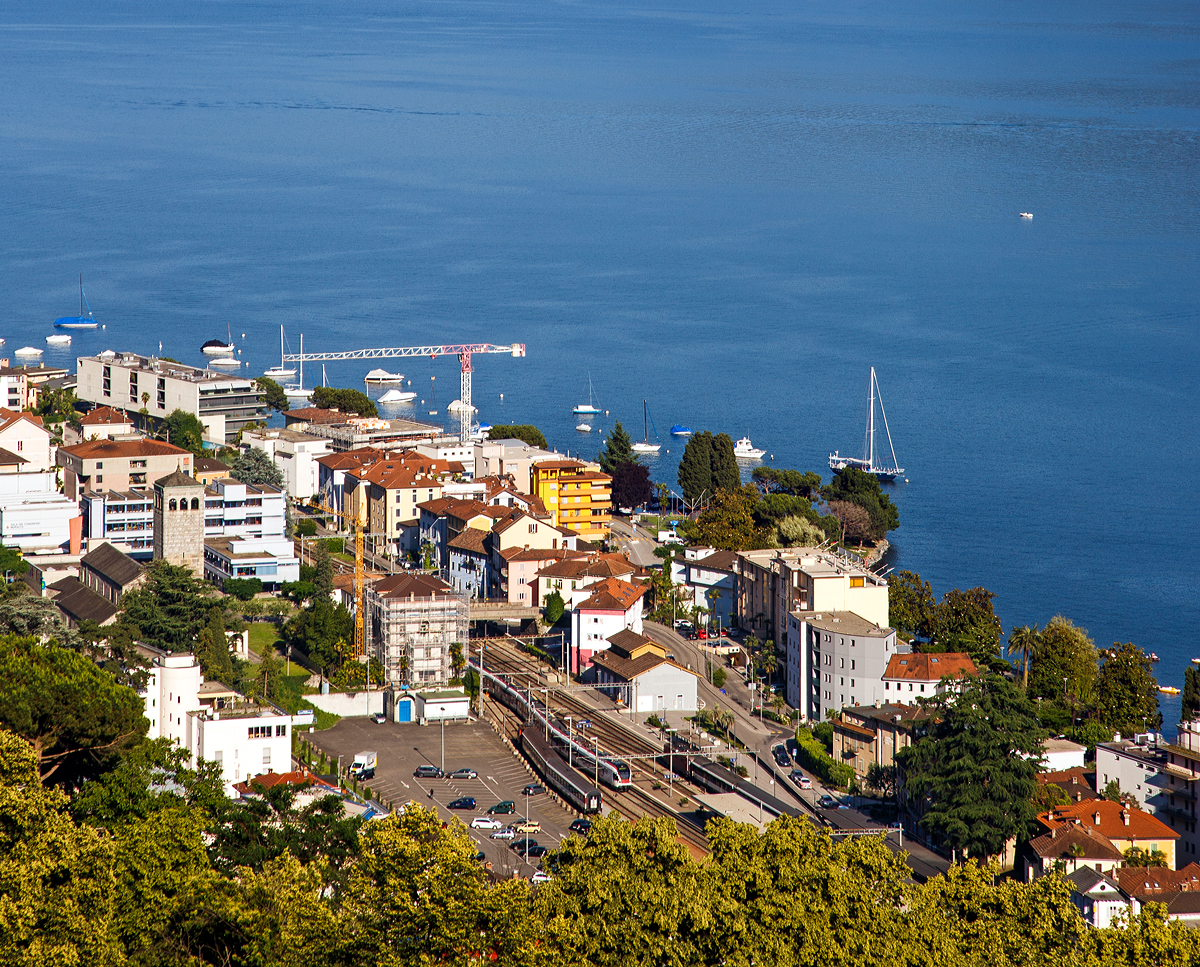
[14,346,43,358]
[209,356,241,368]
[670,424,692,436]
[46,334,72,346]
[1160,686,1181,696]
[733,436,765,460]
[201,329,235,356]
[576,423,592,432]
[378,389,417,403]
[364,368,405,384]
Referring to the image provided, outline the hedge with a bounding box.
[795,726,854,790]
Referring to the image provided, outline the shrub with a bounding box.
[794,726,854,790]
[296,519,318,537]
[710,667,727,688]
[225,577,263,601]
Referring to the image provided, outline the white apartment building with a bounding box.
[187,704,314,793]
[785,610,900,721]
[76,351,263,444]
[0,469,80,553]
[239,428,331,500]
[0,409,53,473]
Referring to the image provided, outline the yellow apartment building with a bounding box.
[530,459,612,539]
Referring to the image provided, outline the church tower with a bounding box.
[153,469,205,577]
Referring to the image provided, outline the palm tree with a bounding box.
[1008,624,1041,690]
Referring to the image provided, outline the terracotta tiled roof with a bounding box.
[1028,823,1124,861]
[539,555,635,580]
[371,573,457,600]
[883,653,976,682]
[448,527,488,555]
[687,549,740,572]
[591,647,697,681]
[316,447,389,470]
[533,459,586,471]
[1117,863,1200,897]
[501,547,576,563]
[232,769,339,796]
[60,438,190,460]
[79,405,133,426]
[193,456,231,473]
[417,496,459,516]
[0,448,26,467]
[0,408,44,431]
[576,576,647,612]
[1039,799,1179,842]
[285,407,359,425]
[1037,767,1098,802]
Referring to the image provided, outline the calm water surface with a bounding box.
[1,0,1197,717]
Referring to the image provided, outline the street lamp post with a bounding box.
[439,707,446,772]
[567,716,573,769]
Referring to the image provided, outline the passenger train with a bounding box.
[519,728,602,813]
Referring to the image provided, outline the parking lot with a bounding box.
[306,717,579,876]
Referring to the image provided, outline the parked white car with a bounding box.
[471,816,502,830]
[490,827,517,840]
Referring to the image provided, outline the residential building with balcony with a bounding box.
[670,547,739,629]
[570,576,647,674]
[59,437,193,500]
[530,459,612,538]
[239,427,330,499]
[0,409,53,473]
[0,363,69,412]
[474,438,565,493]
[75,351,263,444]
[831,702,925,789]
[786,610,901,721]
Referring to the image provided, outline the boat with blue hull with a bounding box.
[54,275,100,329]
[670,424,692,436]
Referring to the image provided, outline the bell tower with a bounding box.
[153,468,205,577]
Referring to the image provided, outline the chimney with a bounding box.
[1050,829,1056,839]
[1122,810,1130,826]
[1094,811,1101,825]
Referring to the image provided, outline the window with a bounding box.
[276,724,286,736]
[840,658,844,668]
[16,440,22,452]
[850,576,864,588]
[96,475,103,484]
[169,499,177,511]
[851,660,855,670]
[263,748,271,765]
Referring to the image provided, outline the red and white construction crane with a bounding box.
[284,342,526,442]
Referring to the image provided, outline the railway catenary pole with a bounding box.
[284,340,526,443]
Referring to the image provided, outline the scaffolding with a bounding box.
[368,587,469,687]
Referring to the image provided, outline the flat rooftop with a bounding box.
[84,352,256,387]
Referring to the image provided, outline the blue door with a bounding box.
[397,697,412,723]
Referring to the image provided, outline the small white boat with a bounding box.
[447,399,477,414]
[14,346,43,358]
[378,389,417,404]
[631,400,662,453]
[201,326,235,356]
[1019,212,1033,219]
[576,423,592,432]
[209,356,241,368]
[574,373,601,415]
[734,436,766,460]
[364,368,404,384]
[263,325,296,378]
[46,334,72,346]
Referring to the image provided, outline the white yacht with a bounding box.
[576,422,592,432]
[364,368,405,384]
[14,346,43,358]
[733,436,765,460]
[46,334,72,346]
[378,389,417,404]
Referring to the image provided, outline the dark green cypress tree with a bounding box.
[1183,666,1200,723]
[677,431,714,504]
[599,422,635,474]
[709,433,741,492]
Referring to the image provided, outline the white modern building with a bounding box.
[785,610,900,722]
[203,535,301,590]
[141,651,204,746]
[670,547,739,628]
[238,428,331,500]
[76,351,263,444]
[186,704,314,793]
[590,629,700,712]
[0,470,81,553]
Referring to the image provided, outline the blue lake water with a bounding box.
[2,0,1197,718]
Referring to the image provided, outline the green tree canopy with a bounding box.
[231,446,285,488]
[889,570,936,640]
[163,408,206,453]
[823,465,900,540]
[1183,665,1200,723]
[487,424,547,448]
[0,635,147,784]
[117,560,222,655]
[751,466,823,498]
[33,386,80,426]
[310,386,378,417]
[598,421,635,474]
[1027,615,1098,715]
[544,589,566,625]
[224,577,263,601]
[255,376,291,412]
[692,486,773,551]
[611,461,651,509]
[677,431,714,503]
[709,432,741,492]
[0,545,29,581]
[930,586,1003,666]
[1095,642,1161,734]
[897,674,1046,860]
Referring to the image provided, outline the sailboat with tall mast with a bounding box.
[264,325,297,378]
[632,400,661,454]
[284,333,312,401]
[573,373,601,415]
[54,275,100,329]
[829,367,904,480]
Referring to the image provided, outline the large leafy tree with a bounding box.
[598,421,635,474]
[751,466,823,499]
[611,461,651,510]
[231,446,285,488]
[0,635,147,784]
[310,386,378,417]
[888,570,936,640]
[677,431,714,503]
[692,486,772,551]
[487,424,547,448]
[709,432,741,492]
[930,587,1003,666]
[823,465,900,540]
[163,408,206,453]
[117,560,223,655]
[255,376,290,412]
[1027,615,1098,718]
[1095,642,1161,734]
[897,674,1045,861]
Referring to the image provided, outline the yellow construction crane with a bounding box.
[304,498,366,659]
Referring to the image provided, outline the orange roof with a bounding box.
[1027,823,1123,862]
[79,405,133,426]
[0,408,45,431]
[883,653,976,682]
[577,576,647,612]
[533,459,586,471]
[285,406,359,424]
[501,547,576,563]
[448,528,488,554]
[539,555,635,580]
[1118,863,1200,896]
[60,438,190,459]
[371,573,457,600]
[232,769,339,795]
[316,447,389,470]
[1039,799,1178,842]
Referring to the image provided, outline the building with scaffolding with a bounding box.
[365,573,468,688]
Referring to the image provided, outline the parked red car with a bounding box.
[695,629,708,639]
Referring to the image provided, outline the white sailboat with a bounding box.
[631,400,661,454]
[263,326,296,378]
[829,366,904,480]
[284,333,312,401]
[573,373,601,415]
[201,323,235,356]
